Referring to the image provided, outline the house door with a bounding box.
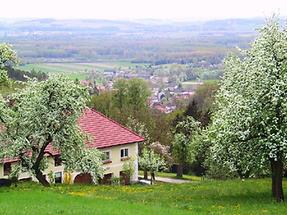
[99,173,113,185]
[74,173,93,184]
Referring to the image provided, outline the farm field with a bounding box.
[181,80,203,90]
[18,61,148,80]
[0,179,286,215]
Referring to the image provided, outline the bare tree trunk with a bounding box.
[151,172,155,183]
[144,168,148,180]
[271,159,284,202]
[35,169,50,187]
[177,164,183,178]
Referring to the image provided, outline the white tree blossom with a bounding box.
[209,17,287,201]
[0,76,103,186]
[139,147,166,184]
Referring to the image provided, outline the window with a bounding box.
[4,163,11,176]
[102,151,111,161]
[21,160,29,169]
[120,148,129,158]
[54,155,62,167]
[54,172,62,184]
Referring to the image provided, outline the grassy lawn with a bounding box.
[0,179,286,214]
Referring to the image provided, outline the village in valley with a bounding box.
[80,64,203,114]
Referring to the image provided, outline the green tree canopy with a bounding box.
[91,78,151,125]
[113,78,150,113]
[185,81,219,126]
[172,116,201,177]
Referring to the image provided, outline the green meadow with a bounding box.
[0,179,286,215]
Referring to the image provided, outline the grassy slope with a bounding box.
[0,190,187,215]
[0,179,286,215]
[0,82,25,96]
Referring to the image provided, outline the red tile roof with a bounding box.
[79,109,144,148]
[1,109,144,163]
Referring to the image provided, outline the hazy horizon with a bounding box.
[0,16,284,23]
[1,0,286,21]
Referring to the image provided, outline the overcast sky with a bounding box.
[1,0,286,21]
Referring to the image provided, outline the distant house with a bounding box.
[152,103,166,113]
[175,91,195,100]
[0,109,144,185]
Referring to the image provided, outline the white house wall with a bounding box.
[0,142,139,183]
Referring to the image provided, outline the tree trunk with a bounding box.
[32,136,52,187]
[150,172,155,185]
[177,164,183,178]
[271,159,284,202]
[151,172,155,181]
[144,168,148,180]
[35,170,50,187]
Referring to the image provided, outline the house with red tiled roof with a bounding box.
[0,109,144,185]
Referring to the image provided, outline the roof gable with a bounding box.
[78,109,144,148]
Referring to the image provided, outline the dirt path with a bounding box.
[138,175,191,184]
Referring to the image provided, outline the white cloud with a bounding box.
[1,0,286,20]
